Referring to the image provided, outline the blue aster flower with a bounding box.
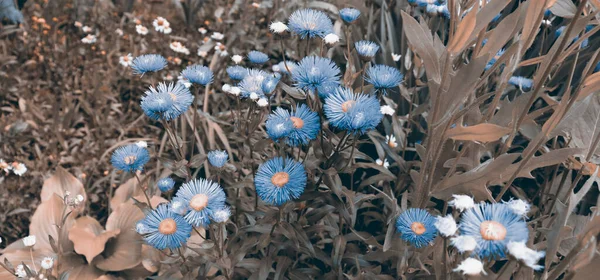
[211,206,231,223]
[207,150,228,168]
[288,9,333,39]
[408,0,430,7]
[170,197,189,216]
[227,65,248,80]
[0,0,23,24]
[339,8,361,24]
[157,177,175,192]
[131,54,167,75]
[111,144,150,172]
[508,76,533,91]
[316,83,339,98]
[396,208,438,248]
[291,56,341,94]
[181,65,213,86]
[141,82,194,120]
[255,157,307,206]
[261,74,280,95]
[174,178,227,227]
[138,204,192,250]
[239,69,269,98]
[287,104,320,146]
[324,87,382,134]
[355,41,379,59]
[458,203,529,259]
[485,49,505,70]
[426,3,450,18]
[248,50,269,64]
[140,87,174,119]
[266,107,294,141]
[366,65,404,93]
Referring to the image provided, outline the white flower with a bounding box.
[76,194,84,202]
[82,26,92,33]
[380,105,395,115]
[507,241,545,271]
[272,64,281,72]
[23,235,36,247]
[135,141,148,148]
[81,34,97,44]
[74,21,82,28]
[392,53,402,62]
[115,28,123,36]
[219,50,229,57]
[222,84,232,93]
[229,87,241,96]
[324,33,340,45]
[269,21,288,33]
[198,27,207,34]
[505,199,530,217]
[41,257,54,270]
[212,207,231,223]
[249,92,259,101]
[153,17,171,33]
[450,235,478,253]
[163,26,172,34]
[434,215,457,237]
[453,258,486,276]
[448,194,475,212]
[197,49,208,58]
[231,55,243,64]
[135,25,148,35]
[386,135,398,148]
[0,159,11,173]
[376,158,390,169]
[15,264,27,278]
[119,53,133,67]
[0,236,2,244]
[170,41,190,55]
[178,76,192,88]
[256,98,269,107]
[211,32,224,40]
[12,163,27,176]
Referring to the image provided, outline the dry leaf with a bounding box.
[446,123,512,142]
[41,166,86,204]
[30,194,75,253]
[447,8,477,54]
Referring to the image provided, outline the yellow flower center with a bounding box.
[290,117,304,129]
[341,100,355,112]
[189,194,209,211]
[410,222,426,235]
[480,221,507,241]
[271,172,290,187]
[158,218,177,235]
[124,155,137,165]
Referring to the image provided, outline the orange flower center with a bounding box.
[290,117,304,129]
[341,100,355,112]
[158,218,177,235]
[169,92,177,101]
[410,222,426,235]
[189,194,209,211]
[124,155,137,164]
[271,172,290,187]
[157,19,164,26]
[480,221,507,241]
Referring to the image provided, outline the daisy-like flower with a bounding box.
[15,264,27,278]
[239,69,268,97]
[458,203,529,259]
[324,87,383,135]
[266,107,294,141]
[81,34,97,44]
[355,40,379,59]
[138,204,192,250]
[380,105,395,116]
[449,194,475,212]
[119,53,133,67]
[174,178,227,227]
[0,159,11,173]
[277,61,297,75]
[211,206,231,223]
[269,104,320,146]
[270,21,288,34]
[222,84,232,93]
[248,50,269,64]
[451,235,478,253]
[506,241,545,270]
[23,235,36,247]
[376,158,390,169]
[257,98,269,107]
[426,3,450,18]
[169,41,190,55]
[249,92,259,100]
[74,21,82,28]
[229,86,241,96]
[41,257,54,270]
[255,157,307,206]
[505,199,530,217]
[207,150,228,168]
[141,82,193,120]
[198,27,207,34]
[111,144,150,172]
[157,177,175,192]
[181,65,213,86]
[170,197,189,216]
[115,28,123,36]
[339,7,361,24]
[135,25,148,35]
[153,17,170,33]
[435,215,458,237]
[291,56,341,94]
[226,65,248,80]
[396,208,438,248]
[366,65,404,93]
[131,54,167,75]
[392,53,402,61]
[324,33,340,45]
[508,76,533,91]
[386,134,398,148]
[231,54,243,64]
[12,162,27,176]
[197,49,208,58]
[211,32,224,40]
[261,74,281,95]
[288,9,333,39]
[82,26,92,33]
[453,258,486,276]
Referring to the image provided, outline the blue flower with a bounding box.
[288,9,333,39]
[138,204,192,250]
[0,0,23,24]
[141,82,194,120]
[555,25,592,48]
[211,206,231,223]
[239,69,268,98]
[339,8,361,24]
[291,56,341,94]
[170,197,189,216]
[458,203,529,259]
[355,41,379,58]
[266,107,294,141]
[261,74,280,95]
[157,177,175,192]
[131,54,167,75]
[485,49,505,70]
[324,87,382,134]
[316,83,339,98]
[111,144,150,172]
[207,150,228,168]
[181,65,213,86]
[426,3,450,18]
[366,65,404,92]
[174,178,227,227]
[227,65,248,80]
[140,87,174,119]
[408,0,430,7]
[248,50,269,64]
[595,62,600,73]
[255,157,307,206]
[396,208,438,248]
[287,104,320,146]
[508,76,533,91]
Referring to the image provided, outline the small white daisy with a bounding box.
[448,194,475,212]
[135,141,148,148]
[119,53,133,67]
[376,158,390,169]
[450,235,477,253]
[115,28,123,36]
[324,33,340,45]
[163,26,172,34]
[135,25,148,35]
[0,159,11,174]
[12,162,27,176]
[82,26,92,33]
[269,21,288,34]
[41,257,54,270]
[272,64,281,72]
[386,134,398,148]
[505,199,530,217]
[23,235,36,247]
[198,27,207,34]
[229,87,241,96]
[256,98,269,107]
[392,53,401,62]
[380,105,395,116]
[434,215,457,237]
[74,21,82,28]
[15,264,27,278]
[211,32,224,40]
[249,92,259,101]
[153,17,171,33]
[170,41,190,55]
[231,54,243,64]
[222,84,232,93]
[81,34,97,44]
[453,258,486,276]
[197,49,208,58]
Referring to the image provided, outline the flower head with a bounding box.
[211,32,224,40]
[226,65,248,80]
[277,61,297,75]
[131,54,167,75]
[157,177,175,192]
[453,258,486,276]
[111,144,150,172]
[81,34,97,44]
[119,53,133,67]
[135,25,148,35]
[181,65,213,85]
[380,105,395,116]
[392,53,401,61]
[376,158,390,169]
[170,197,189,216]
[153,17,170,33]
[355,40,379,59]
[270,21,288,34]
[451,235,478,253]
[449,194,475,212]
[208,150,228,168]
[211,206,231,223]
[12,162,27,176]
[435,215,458,237]
[324,87,382,135]
[231,54,243,64]
[266,107,294,141]
[504,199,531,217]
[507,241,545,270]
[339,8,361,23]
[291,56,341,93]
[508,76,533,91]
[169,41,190,55]
[396,208,438,248]
[255,157,307,206]
[239,69,268,97]
[386,134,398,148]
[288,9,333,39]
[174,178,227,227]
[248,50,269,64]
[261,74,281,95]
[324,33,340,45]
[138,204,192,250]
[41,257,54,269]
[426,3,450,18]
[141,82,193,120]
[458,203,529,259]
[366,65,403,92]
[257,98,269,107]
[23,235,36,247]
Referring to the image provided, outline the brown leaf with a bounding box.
[0,250,44,279]
[578,72,600,101]
[66,264,104,279]
[447,7,476,54]
[400,12,441,82]
[549,0,577,18]
[549,94,600,159]
[41,166,86,204]
[446,123,512,142]
[30,194,75,253]
[68,216,120,263]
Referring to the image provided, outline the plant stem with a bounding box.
[134,172,153,209]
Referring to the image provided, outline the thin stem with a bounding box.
[134,172,153,209]
[189,86,202,161]
[30,248,38,271]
